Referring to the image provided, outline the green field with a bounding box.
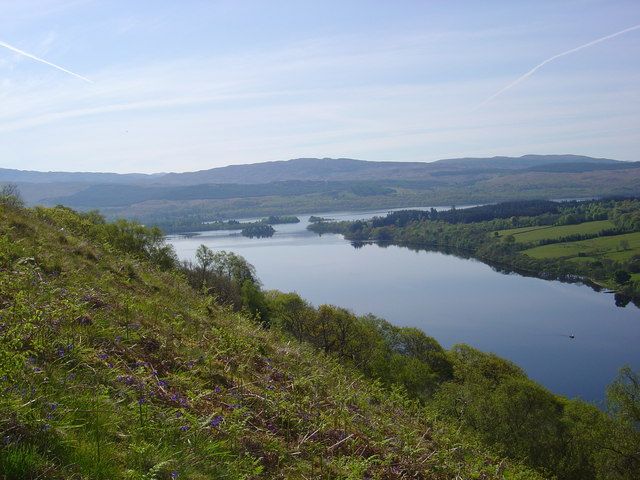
[496,220,614,244]
[523,231,640,261]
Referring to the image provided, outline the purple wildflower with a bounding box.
[98,353,109,361]
[116,375,138,386]
[179,425,189,432]
[76,315,92,326]
[170,472,179,480]
[209,415,224,428]
[213,386,222,394]
[266,422,277,434]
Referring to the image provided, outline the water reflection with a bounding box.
[167,209,640,402]
[346,239,639,309]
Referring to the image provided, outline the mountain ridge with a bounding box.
[2,154,630,187]
[6,155,640,225]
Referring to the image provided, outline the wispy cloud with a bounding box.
[1,1,639,172]
[0,38,92,83]
[475,23,640,110]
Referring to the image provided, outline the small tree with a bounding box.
[195,244,215,284]
[241,280,269,325]
[614,270,631,285]
[0,184,24,208]
[504,235,516,245]
[607,366,640,428]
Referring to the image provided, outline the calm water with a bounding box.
[168,210,640,403]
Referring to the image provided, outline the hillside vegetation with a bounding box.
[1,195,639,479]
[0,199,543,478]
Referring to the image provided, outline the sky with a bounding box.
[0,0,639,173]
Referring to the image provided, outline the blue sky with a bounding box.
[0,0,639,173]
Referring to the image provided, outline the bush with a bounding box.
[0,184,25,208]
[33,206,178,271]
[265,293,453,399]
[614,270,631,284]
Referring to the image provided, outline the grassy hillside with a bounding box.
[0,204,542,478]
[496,221,616,243]
[524,231,640,262]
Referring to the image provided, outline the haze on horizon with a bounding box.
[1,0,639,174]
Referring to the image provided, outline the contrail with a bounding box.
[0,39,93,83]
[475,23,640,110]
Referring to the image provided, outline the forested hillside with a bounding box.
[5,156,640,230]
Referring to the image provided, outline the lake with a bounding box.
[168,209,640,403]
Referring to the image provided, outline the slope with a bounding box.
[0,204,539,478]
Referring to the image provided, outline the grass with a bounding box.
[523,231,640,261]
[0,204,542,479]
[496,220,614,244]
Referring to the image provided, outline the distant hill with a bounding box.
[2,154,630,189]
[44,180,401,208]
[141,154,629,185]
[4,155,640,225]
[0,167,158,185]
[429,154,621,171]
[156,157,398,184]
[524,161,640,173]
